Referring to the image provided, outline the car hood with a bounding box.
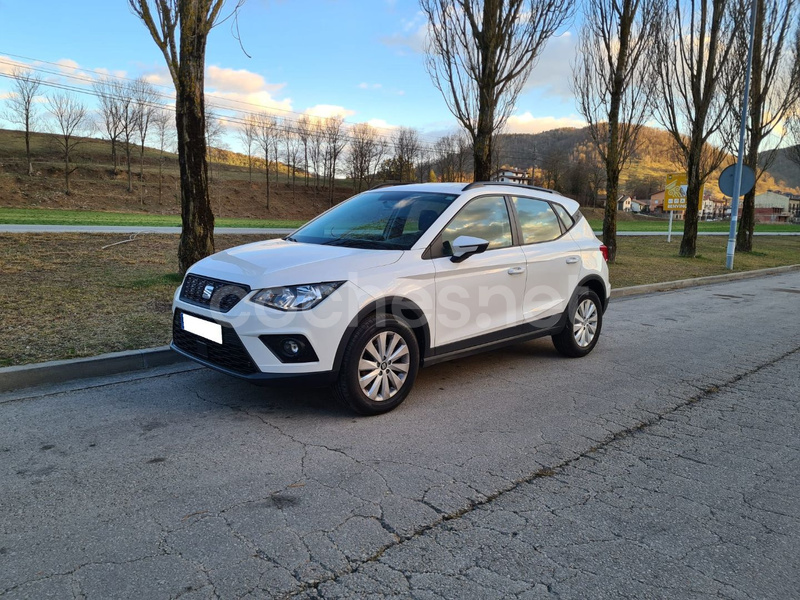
[187,238,404,288]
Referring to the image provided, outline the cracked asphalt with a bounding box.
[1,272,799,599]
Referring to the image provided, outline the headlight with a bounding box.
[250,282,345,311]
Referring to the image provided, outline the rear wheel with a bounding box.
[552,287,602,358]
[333,314,419,415]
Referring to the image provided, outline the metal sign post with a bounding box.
[667,211,674,242]
[726,0,758,270]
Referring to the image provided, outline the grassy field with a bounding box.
[1,233,798,367]
[3,206,799,233]
[0,208,307,229]
[584,218,800,233]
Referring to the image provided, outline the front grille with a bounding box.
[172,311,258,375]
[179,275,250,313]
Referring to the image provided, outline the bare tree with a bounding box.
[296,115,313,187]
[129,0,246,274]
[93,78,124,173]
[347,122,387,192]
[421,0,575,181]
[238,113,258,182]
[433,133,458,181]
[255,112,277,209]
[309,118,325,193]
[283,120,301,196]
[4,68,42,176]
[152,108,175,204]
[115,81,140,193]
[204,107,225,184]
[730,0,800,251]
[46,93,90,194]
[788,110,800,167]
[133,78,158,203]
[654,0,743,257]
[572,0,662,262]
[324,116,347,205]
[393,126,421,182]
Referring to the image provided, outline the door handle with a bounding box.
[507,266,526,275]
[566,256,580,264]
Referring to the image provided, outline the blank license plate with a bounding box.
[182,313,222,345]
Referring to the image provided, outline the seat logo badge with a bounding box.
[202,284,215,300]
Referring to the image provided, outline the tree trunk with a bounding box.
[175,31,214,275]
[64,154,71,195]
[265,147,270,211]
[126,147,133,193]
[25,125,33,176]
[736,0,765,254]
[680,148,703,257]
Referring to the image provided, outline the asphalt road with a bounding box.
[2,273,799,599]
[1,224,798,236]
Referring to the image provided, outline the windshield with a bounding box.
[289,190,459,250]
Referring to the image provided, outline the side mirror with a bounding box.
[448,235,490,263]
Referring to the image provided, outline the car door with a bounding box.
[430,195,527,348]
[511,196,583,323]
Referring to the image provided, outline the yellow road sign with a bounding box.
[664,173,687,211]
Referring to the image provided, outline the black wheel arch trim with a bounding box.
[576,274,609,312]
[331,296,432,373]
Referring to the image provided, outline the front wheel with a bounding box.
[552,287,603,358]
[333,314,420,415]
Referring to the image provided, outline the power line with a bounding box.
[0,62,545,165]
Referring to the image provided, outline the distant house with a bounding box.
[789,195,800,221]
[491,168,530,185]
[739,191,793,223]
[617,195,632,212]
[630,199,647,213]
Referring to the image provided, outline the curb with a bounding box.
[0,346,189,394]
[2,264,799,394]
[610,263,800,299]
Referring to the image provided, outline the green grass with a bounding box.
[3,207,797,234]
[585,218,800,233]
[0,207,306,229]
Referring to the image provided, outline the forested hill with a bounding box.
[495,126,800,200]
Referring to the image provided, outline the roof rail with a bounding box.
[367,181,411,191]
[462,181,560,195]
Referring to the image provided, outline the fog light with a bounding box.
[282,339,301,356]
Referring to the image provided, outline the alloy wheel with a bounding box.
[573,298,598,348]
[358,331,410,402]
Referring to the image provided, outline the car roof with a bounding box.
[370,182,581,214]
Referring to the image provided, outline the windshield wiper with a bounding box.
[322,238,402,250]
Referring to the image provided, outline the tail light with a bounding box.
[599,245,609,262]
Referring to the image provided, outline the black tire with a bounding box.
[552,287,603,358]
[333,314,420,415]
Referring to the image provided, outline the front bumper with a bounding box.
[171,280,371,382]
[170,341,337,386]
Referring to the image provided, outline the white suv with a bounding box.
[172,182,610,414]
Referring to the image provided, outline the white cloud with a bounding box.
[358,82,383,90]
[55,58,80,75]
[303,104,356,119]
[366,118,398,131]
[524,32,577,100]
[505,112,585,134]
[0,55,31,76]
[204,64,290,114]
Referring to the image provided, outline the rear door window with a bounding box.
[512,196,563,244]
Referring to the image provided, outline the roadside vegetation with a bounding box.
[2,206,798,233]
[1,232,797,368]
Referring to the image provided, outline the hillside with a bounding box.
[496,126,800,201]
[759,145,800,189]
[0,128,351,220]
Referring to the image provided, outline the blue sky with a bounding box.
[0,0,584,145]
